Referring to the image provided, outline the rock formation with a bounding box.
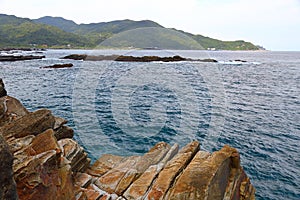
[0,80,255,200]
[61,54,219,63]
[0,55,45,62]
[40,63,73,69]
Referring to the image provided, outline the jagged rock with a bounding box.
[0,134,18,200]
[0,109,55,140]
[87,154,124,177]
[53,116,68,130]
[123,143,179,200]
[145,141,200,200]
[0,79,7,98]
[58,138,91,172]
[0,96,29,126]
[167,145,246,200]
[95,142,171,195]
[74,172,92,188]
[8,128,76,200]
[41,63,73,69]
[54,125,74,140]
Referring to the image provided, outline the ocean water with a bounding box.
[0,49,299,199]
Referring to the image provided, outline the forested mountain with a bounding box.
[0,14,260,50]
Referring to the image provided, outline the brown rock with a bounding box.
[168,145,240,200]
[123,143,179,200]
[75,173,92,188]
[145,141,200,200]
[58,138,91,172]
[54,125,74,140]
[0,96,29,126]
[23,129,60,156]
[0,109,55,140]
[53,116,68,130]
[87,154,124,177]
[0,134,18,200]
[95,142,171,195]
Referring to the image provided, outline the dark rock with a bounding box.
[61,54,219,63]
[61,54,87,60]
[115,55,187,62]
[198,58,218,62]
[54,125,74,140]
[0,79,7,98]
[41,63,73,69]
[234,59,247,62]
[0,134,18,200]
[0,55,45,62]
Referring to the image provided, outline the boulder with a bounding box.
[0,134,18,200]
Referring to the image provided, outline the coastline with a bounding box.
[0,80,255,200]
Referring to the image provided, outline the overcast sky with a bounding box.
[1,0,299,50]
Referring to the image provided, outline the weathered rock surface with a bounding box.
[0,83,255,200]
[0,96,29,126]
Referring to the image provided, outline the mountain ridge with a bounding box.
[0,14,261,50]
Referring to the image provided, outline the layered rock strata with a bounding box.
[0,93,255,199]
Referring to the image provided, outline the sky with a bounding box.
[0,0,300,51]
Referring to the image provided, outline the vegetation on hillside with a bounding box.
[0,14,260,50]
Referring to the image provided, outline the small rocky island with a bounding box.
[0,79,255,200]
[61,54,218,63]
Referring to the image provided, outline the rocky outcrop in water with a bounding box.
[0,55,45,62]
[62,54,219,63]
[41,63,73,69]
[0,80,255,200]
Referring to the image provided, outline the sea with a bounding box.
[0,49,299,200]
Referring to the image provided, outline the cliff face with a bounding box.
[0,93,255,199]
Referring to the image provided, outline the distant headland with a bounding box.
[0,14,265,51]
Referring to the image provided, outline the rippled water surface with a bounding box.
[1,50,299,199]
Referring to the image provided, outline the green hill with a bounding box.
[0,14,260,50]
[0,14,92,48]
